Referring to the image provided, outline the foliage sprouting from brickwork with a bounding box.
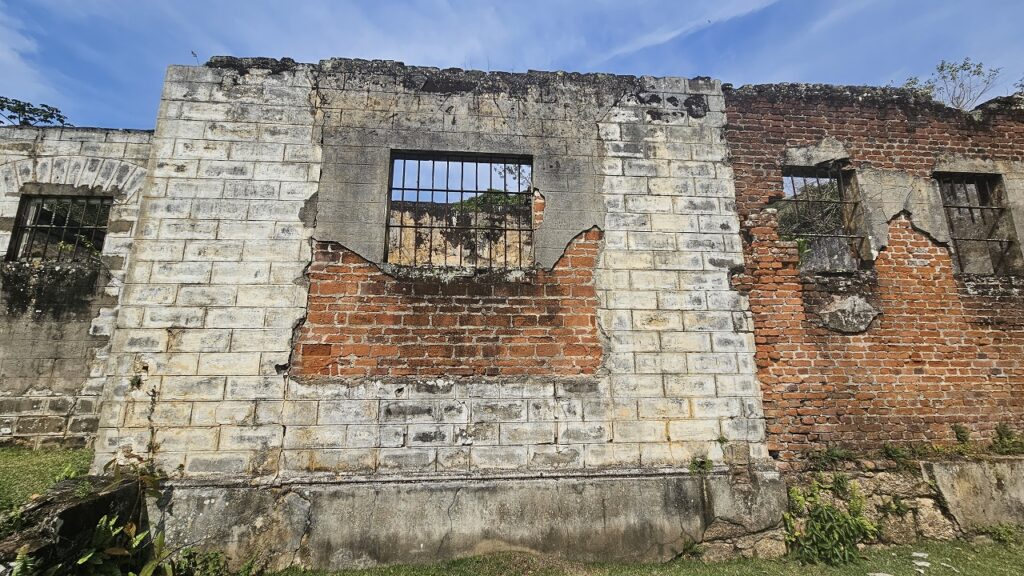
[0,259,102,318]
[991,423,1024,455]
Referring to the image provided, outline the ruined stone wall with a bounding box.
[92,62,321,475]
[92,59,770,481]
[725,85,1024,464]
[290,62,766,476]
[0,126,150,447]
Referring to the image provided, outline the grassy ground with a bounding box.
[0,446,93,511]
[269,540,1024,576]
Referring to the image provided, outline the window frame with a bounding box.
[935,172,1021,276]
[776,161,865,266]
[384,150,535,270]
[4,194,113,263]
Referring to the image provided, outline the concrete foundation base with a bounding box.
[925,458,1024,532]
[150,469,786,570]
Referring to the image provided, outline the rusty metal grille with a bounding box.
[777,162,864,259]
[5,195,112,262]
[385,152,534,268]
[937,173,1021,275]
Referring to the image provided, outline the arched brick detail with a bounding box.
[0,154,147,200]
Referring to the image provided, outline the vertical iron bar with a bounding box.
[21,198,41,260]
[790,175,800,236]
[39,199,53,261]
[428,159,435,266]
[503,164,508,268]
[413,159,421,266]
[459,160,465,267]
[941,178,967,274]
[396,159,404,265]
[70,198,85,259]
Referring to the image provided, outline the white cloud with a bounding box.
[0,1,57,102]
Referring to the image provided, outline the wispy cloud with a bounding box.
[806,0,878,36]
[5,0,1024,128]
[588,0,779,66]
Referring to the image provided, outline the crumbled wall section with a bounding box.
[94,62,321,474]
[726,85,1024,464]
[294,232,602,378]
[0,126,151,447]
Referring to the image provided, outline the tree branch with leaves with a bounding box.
[903,57,1003,110]
[0,96,71,127]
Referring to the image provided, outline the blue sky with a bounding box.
[3,0,1023,129]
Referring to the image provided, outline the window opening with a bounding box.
[937,173,1021,275]
[777,162,864,265]
[6,195,112,262]
[385,152,534,269]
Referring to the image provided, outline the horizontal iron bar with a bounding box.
[388,226,534,233]
[789,233,865,239]
[943,204,1005,210]
[950,237,1014,243]
[777,199,859,205]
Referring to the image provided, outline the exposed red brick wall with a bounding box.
[293,229,602,378]
[726,88,1024,464]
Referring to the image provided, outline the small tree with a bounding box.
[0,96,71,126]
[903,57,1002,110]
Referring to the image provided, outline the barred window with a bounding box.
[5,195,112,262]
[385,152,534,269]
[937,173,1022,275]
[777,163,864,269]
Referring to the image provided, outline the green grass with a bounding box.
[0,446,93,511]
[269,541,1024,576]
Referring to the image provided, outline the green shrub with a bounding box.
[830,473,851,500]
[878,495,911,517]
[991,423,1024,455]
[784,481,878,565]
[0,259,102,318]
[881,443,914,470]
[979,523,1021,544]
[175,549,231,576]
[0,508,27,540]
[952,424,971,444]
[808,445,856,471]
[689,455,713,476]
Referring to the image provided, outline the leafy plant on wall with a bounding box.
[0,253,104,318]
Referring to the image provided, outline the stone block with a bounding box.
[470,446,527,470]
[668,419,721,442]
[197,353,262,376]
[220,425,283,450]
[614,421,667,443]
[584,443,640,468]
[499,422,556,445]
[318,400,379,424]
